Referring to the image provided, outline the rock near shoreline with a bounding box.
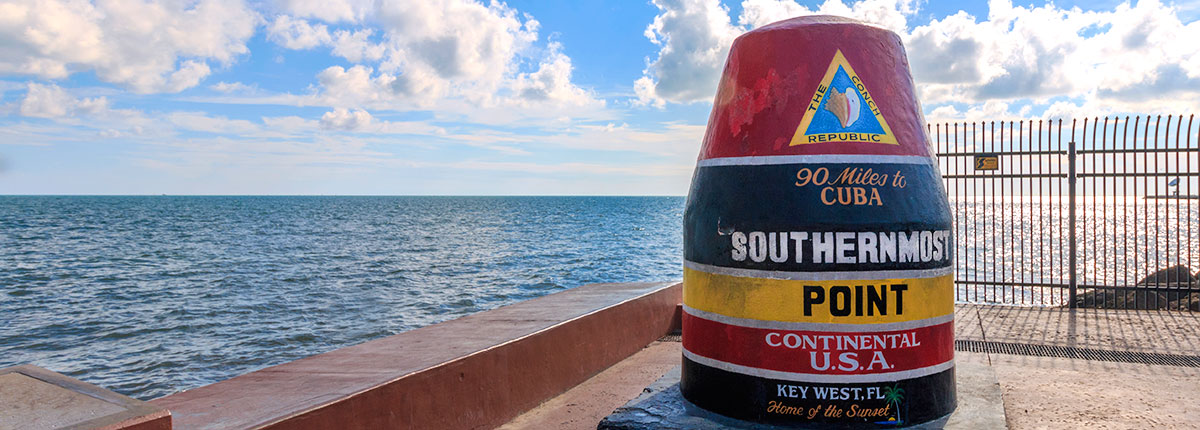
[1071,265,1200,311]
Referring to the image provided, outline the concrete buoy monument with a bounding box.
[681,16,956,427]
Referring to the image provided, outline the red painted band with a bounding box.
[698,17,930,160]
[682,311,953,376]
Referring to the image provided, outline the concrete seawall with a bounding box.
[150,281,682,429]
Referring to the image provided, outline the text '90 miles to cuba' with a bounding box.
[795,166,906,206]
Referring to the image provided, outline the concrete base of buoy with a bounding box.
[599,360,1005,430]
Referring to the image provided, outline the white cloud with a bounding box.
[912,0,1200,118]
[738,0,913,32]
[449,120,703,159]
[261,115,317,132]
[319,107,372,130]
[168,111,260,134]
[166,61,213,93]
[635,0,916,106]
[276,0,373,23]
[441,160,689,177]
[637,0,1200,118]
[635,0,740,106]
[267,15,331,49]
[924,100,1019,124]
[907,1,1102,104]
[1042,100,1103,120]
[372,0,538,91]
[1087,1,1200,102]
[904,12,983,85]
[510,43,598,107]
[0,0,259,93]
[210,81,258,94]
[330,29,386,63]
[264,0,599,110]
[314,65,416,107]
[12,84,170,141]
[18,83,74,118]
[19,83,109,118]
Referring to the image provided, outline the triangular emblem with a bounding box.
[790,49,898,145]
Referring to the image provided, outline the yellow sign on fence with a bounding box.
[975,154,999,171]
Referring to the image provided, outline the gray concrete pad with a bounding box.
[0,373,125,429]
[956,305,1200,429]
[0,365,170,430]
[987,351,1200,429]
[944,354,1005,429]
[598,361,1006,430]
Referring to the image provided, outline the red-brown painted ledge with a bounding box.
[150,281,682,429]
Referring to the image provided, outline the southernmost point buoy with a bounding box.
[681,16,955,427]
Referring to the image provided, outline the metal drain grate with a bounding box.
[658,334,682,342]
[956,339,1200,368]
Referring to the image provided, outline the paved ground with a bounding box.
[498,342,683,430]
[958,305,1200,429]
[501,305,1200,430]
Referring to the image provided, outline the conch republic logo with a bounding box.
[790,49,898,146]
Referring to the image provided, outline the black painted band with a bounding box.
[684,163,953,272]
[681,356,956,428]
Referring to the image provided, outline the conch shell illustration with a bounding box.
[824,87,861,128]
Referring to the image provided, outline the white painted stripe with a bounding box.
[683,349,955,384]
[682,305,955,332]
[697,154,933,167]
[684,260,953,281]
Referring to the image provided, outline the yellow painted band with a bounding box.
[683,268,953,324]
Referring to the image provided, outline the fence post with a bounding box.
[1067,139,1078,308]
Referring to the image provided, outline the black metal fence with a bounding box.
[932,116,1200,310]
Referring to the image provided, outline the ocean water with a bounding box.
[950,197,1200,305]
[0,196,684,400]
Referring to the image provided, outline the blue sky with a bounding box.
[1,0,1198,195]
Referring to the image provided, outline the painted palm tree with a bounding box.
[881,385,905,425]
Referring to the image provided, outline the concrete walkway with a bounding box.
[502,305,1200,430]
[957,305,1200,429]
